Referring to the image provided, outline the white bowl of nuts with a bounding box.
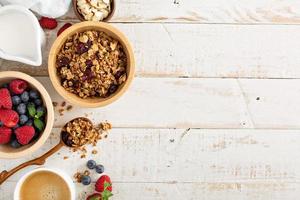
[72,0,115,22]
[48,21,135,108]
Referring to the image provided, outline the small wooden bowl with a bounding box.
[48,21,135,108]
[72,0,115,22]
[0,71,54,159]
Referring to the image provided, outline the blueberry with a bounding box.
[108,84,118,95]
[95,164,104,174]
[81,175,91,185]
[10,139,21,148]
[13,124,20,130]
[36,106,46,117]
[29,90,39,99]
[34,98,42,106]
[1,83,9,88]
[19,115,28,125]
[87,160,97,169]
[26,119,33,126]
[12,95,21,106]
[32,131,40,141]
[21,91,29,102]
[0,121,3,127]
[17,103,26,114]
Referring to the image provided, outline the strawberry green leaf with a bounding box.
[34,118,44,131]
[101,182,113,200]
[104,182,111,189]
[27,103,36,117]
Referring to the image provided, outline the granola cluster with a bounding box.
[56,30,127,98]
[61,118,101,148]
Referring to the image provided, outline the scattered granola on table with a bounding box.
[66,105,73,111]
[56,30,127,99]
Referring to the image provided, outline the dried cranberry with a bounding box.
[86,40,92,48]
[73,81,80,88]
[82,69,94,81]
[108,84,118,94]
[85,60,93,68]
[82,76,88,81]
[57,56,70,67]
[76,41,92,54]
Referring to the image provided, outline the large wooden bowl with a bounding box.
[0,71,54,159]
[48,21,135,108]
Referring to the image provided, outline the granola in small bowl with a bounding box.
[56,30,127,99]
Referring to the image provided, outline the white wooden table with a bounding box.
[2,1,300,199]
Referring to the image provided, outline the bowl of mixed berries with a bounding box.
[0,71,54,159]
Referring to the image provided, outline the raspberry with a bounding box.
[39,17,58,29]
[0,88,12,109]
[57,23,72,36]
[0,127,12,144]
[0,109,19,128]
[9,79,28,94]
[15,126,35,145]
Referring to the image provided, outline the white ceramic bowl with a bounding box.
[14,167,76,200]
[0,5,44,66]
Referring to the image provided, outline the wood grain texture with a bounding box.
[61,0,300,24]
[1,128,300,199]
[35,77,300,129]
[2,23,300,78]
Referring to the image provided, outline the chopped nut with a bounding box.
[58,108,64,116]
[52,102,58,107]
[92,149,98,154]
[61,101,66,107]
[74,172,82,183]
[77,0,111,21]
[80,154,86,159]
[100,122,112,131]
[84,170,90,176]
[66,105,73,111]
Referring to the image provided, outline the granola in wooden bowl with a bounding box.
[48,22,135,107]
[57,30,127,98]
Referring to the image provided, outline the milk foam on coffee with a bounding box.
[20,170,71,200]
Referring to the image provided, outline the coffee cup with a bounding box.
[14,167,75,200]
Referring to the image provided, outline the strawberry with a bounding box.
[39,17,58,29]
[0,127,12,144]
[86,193,101,200]
[9,79,28,94]
[95,175,112,192]
[57,23,72,36]
[0,109,19,128]
[15,126,35,145]
[0,88,12,109]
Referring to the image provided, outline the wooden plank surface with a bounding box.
[3,23,300,78]
[1,128,300,199]
[34,77,300,129]
[61,0,300,24]
[1,1,300,199]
